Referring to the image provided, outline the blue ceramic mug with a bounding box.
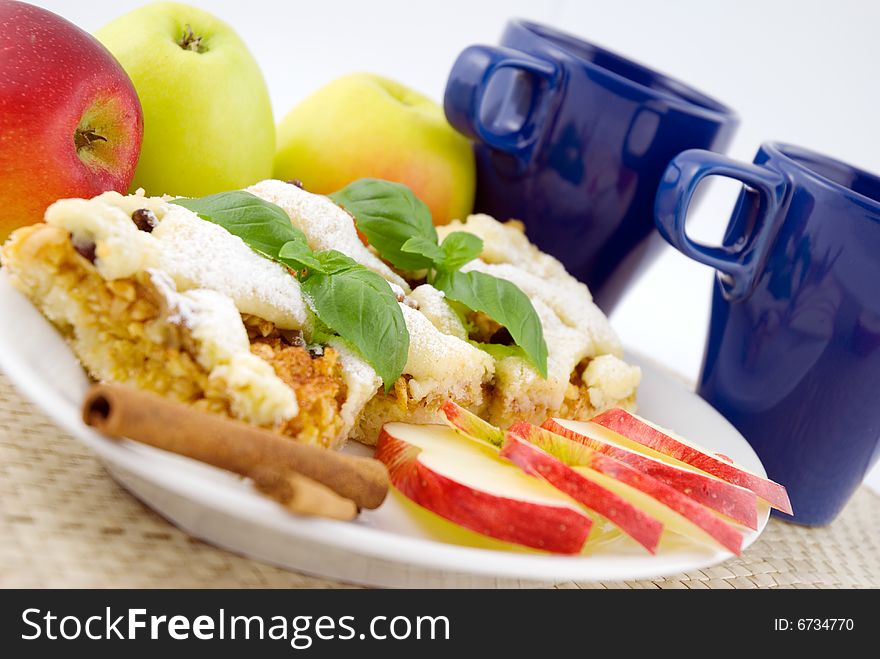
[656,142,880,525]
[444,19,738,308]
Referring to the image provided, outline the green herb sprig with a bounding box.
[330,179,548,377]
[172,193,408,389]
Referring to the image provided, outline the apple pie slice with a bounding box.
[1,180,640,449]
[1,191,379,448]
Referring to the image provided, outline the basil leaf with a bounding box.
[173,193,411,384]
[472,342,527,362]
[313,249,364,275]
[433,269,548,377]
[172,191,311,261]
[301,251,409,389]
[277,241,325,273]
[438,232,483,271]
[329,179,437,271]
[401,236,445,264]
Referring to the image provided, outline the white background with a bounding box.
[31,0,880,490]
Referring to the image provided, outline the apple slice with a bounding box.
[542,418,757,529]
[439,403,664,552]
[504,423,744,555]
[588,410,792,514]
[440,400,505,447]
[442,400,756,529]
[376,423,593,554]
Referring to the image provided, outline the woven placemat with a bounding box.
[1,372,877,589]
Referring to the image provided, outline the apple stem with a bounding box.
[75,128,107,151]
[178,24,206,53]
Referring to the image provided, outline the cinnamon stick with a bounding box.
[82,383,388,510]
[250,467,358,521]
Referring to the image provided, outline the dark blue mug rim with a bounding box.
[763,141,880,215]
[512,18,737,122]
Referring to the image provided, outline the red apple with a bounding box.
[376,423,593,554]
[542,418,758,529]
[590,409,792,514]
[0,1,142,241]
[504,424,744,554]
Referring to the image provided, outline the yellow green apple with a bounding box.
[95,2,274,197]
[274,73,476,225]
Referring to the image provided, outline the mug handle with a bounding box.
[444,45,561,160]
[655,149,789,300]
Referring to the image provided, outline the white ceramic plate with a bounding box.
[0,269,769,587]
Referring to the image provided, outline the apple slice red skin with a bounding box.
[591,409,792,515]
[440,399,758,530]
[440,399,505,447]
[542,418,758,529]
[375,429,592,555]
[505,426,744,555]
[439,401,664,553]
[499,433,664,554]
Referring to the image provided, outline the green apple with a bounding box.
[274,73,475,225]
[95,2,274,197]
